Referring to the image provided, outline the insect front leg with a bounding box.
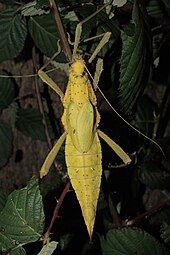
[38,40,64,100]
[38,69,64,101]
[72,2,112,59]
[38,56,67,178]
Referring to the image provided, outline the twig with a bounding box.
[43,180,71,243]
[48,0,72,62]
[125,199,170,226]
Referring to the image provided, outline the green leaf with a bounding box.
[139,161,170,190]
[113,0,127,7]
[36,0,49,9]
[0,70,16,109]
[0,121,13,168]
[0,176,44,253]
[10,247,26,255]
[16,108,56,141]
[100,227,169,255]
[0,232,15,253]
[59,233,72,251]
[38,241,58,255]
[21,1,49,17]
[0,9,27,62]
[161,223,170,245]
[0,189,9,211]
[119,0,152,114]
[147,0,165,20]
[28,13,60,57]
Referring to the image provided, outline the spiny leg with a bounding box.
[38,41,64,101]
[88,32,111,63]
[84,57,104,91]
[38,69,64,101]
[72,2,112,59]
[38,43,67,178]
[40,131,67,178]
[98,129,131,165]
[93,58,103,90]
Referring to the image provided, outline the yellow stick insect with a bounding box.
[38,5,131,239]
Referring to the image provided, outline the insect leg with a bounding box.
[72,2,112,58]
[93,58,103,91]
[97,129,131,165]
[38,69,64,101]
[38,40,64,101]
[85,58,104,91]
[40,131,67,178]
[88,32,111,63]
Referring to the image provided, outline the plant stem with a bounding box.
[48,0,72,62]
[125,199,170,226]
[43,180,71,242]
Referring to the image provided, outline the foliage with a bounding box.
[0,0,170,254]
[100,227,169,255]
[0,176,44,255]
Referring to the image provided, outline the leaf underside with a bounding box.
[0,9,27,62]
[28,14,60,57]
[100,227,169,255]
[161,223,170,245]
[139,161,170,190]
[0,176,44,254]
[119,0,152,114]
[16,108,55,141]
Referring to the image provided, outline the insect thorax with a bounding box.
[71,58,84,76]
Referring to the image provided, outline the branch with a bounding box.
[48,0,72,62]
[42,180,71,243]
[125,199,170,226]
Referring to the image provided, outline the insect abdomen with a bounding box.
[65,133,102,238]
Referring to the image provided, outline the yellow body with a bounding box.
[39,58,131,239]
[65,134,102,238]
[62,59,102,238]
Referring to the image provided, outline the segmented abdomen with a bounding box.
[65,132,102,238]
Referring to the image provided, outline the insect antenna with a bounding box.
[85,63,165,157]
